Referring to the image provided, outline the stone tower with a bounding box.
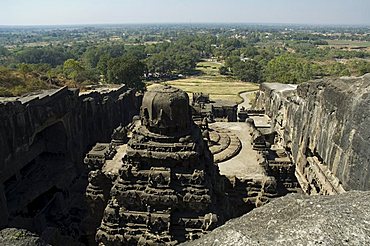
[96,85,227,245]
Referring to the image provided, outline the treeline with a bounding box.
[216,38,370,83]
[222,52,370,84]
[0,38,204,95]
[1,28,370,96]
[0,44,148,94]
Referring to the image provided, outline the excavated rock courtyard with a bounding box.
[1,74,370,245]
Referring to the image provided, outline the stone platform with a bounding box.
[211,122,266,180]
[208,125,242,163]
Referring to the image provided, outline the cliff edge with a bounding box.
[255,74,370,192]
[183,191,370,246]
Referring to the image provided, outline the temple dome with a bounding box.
[140,85,192,135]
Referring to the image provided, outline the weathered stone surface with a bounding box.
[0,228,49,246]
[255,75,370,192]
[184,191,370,246]
[0,86,141,243]
[208,125,242,163]
[96,85,232,245]
[142,85,192,135]
[191,92,238,122]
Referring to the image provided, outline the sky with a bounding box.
[1,0,370,26]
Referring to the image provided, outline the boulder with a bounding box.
[183,191,370,246]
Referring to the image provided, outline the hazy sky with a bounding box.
[1,0,370,26]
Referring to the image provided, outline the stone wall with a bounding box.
[0,86,141,239]
[255,75,370,192]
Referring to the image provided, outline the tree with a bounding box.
[125,45,147,60]
[82,44,125,68]
[232,60,262,83]
[19,63,32,78]
[225,56,241,69]
[240,46,259,58]
[107,55,145,90]
[172,52,197,74]
[325,62,350,77]
[349,60,370,76]
[265,54,314,84]
[63,59,99,83]
[219,66,228,75]
[0,46,10,57]
[63,59,84,80]
[97,54,110,78]
[82,47,101,68]
[145,52,173,74]
[16,46,72,67]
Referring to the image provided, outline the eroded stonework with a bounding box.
[0,86,141,245]
[191,93,237,122]
[94,85,230,245]
[183,191,370,246]
[255,75,370,193]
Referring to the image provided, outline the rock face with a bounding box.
[184,191,370,246]
[0,86,141,243]
[0,228,49,246]
[255,75,370,193]
[96,85,230,245]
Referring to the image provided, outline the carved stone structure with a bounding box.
[211,101,238,122]
[0,86,141,244]
[84,143,117,170]
[244,117,300,195]
[255,75,370,193]
[238,108,266,122]
[191,93,237,122]
[96,85,229,245]
[6,74,370,245]
[111,124,128,146]
[192,92,210,105]
[207,126,242,163]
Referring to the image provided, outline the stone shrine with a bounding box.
[95,85,228,245]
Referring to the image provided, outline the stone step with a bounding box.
[214,133,242,163]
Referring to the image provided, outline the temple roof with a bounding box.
[141,85,192,136]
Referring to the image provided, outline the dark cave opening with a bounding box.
[25,186,62,218]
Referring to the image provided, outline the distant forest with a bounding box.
[1,24,370,96]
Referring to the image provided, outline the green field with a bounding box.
[159,61,259,104]
[195,61,223,75]
[262,39,370,50]
[326,40,370,48]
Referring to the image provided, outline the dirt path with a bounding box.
[214,90,268,179]
[238,91,257,110]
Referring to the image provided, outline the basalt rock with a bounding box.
[183,191,370,246]
[0,228,49,246]
[0,86,141,244]
[255,75,370,193]
[96,85,231,245]
[191,92,237,122]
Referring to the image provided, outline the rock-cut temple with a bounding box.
[94,85,229,245]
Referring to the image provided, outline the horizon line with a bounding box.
[1,21,370,28]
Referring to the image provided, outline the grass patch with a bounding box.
[326,40,370,48]
[164,79,257,104]
[196,61,223,76]
[155,61,259,104]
